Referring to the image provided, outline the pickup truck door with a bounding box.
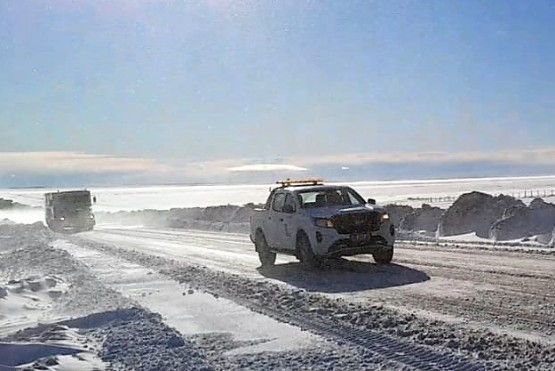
[277,193,298,251]
[266,191,286,248]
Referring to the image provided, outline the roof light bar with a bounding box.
[276,178,325,188]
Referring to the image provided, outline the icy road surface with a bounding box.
[52,240,322,355]
[75,227,555,344]
[20,225,551,369]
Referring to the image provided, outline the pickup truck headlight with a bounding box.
[380,213,390,223]
[314,218,334,228]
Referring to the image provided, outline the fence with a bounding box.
[392,188,555,206]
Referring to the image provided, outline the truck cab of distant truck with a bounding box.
[250,180,395,267]
[45,190,96,233]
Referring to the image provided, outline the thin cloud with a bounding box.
[3,148,555,186]
[0,152,172,175]
[227,164,308,172]
[177,148,555,180]
[288,148,555,167]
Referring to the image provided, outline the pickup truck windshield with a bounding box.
[297,187,365,208]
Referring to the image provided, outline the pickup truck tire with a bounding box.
[255,232,276,267]
[297,232,320,268]
[373,248,394,264]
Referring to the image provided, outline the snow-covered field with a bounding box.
[2,176,555,370]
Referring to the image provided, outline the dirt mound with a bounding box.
[438,192,524,238]
[0,198,17,209]
[0,198,32,209]
[165,205,253,230]
[384,204,414,227]
[400,204,443,232]
[490,198,555,241]
[95,195,555,243]
[0,218,16,225]
[97,204,258,231]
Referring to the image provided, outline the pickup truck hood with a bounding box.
[307,204,386,219]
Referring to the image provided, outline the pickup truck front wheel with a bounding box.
[373,248,394,264]
[256,232,276,267]
[297,233,320,268]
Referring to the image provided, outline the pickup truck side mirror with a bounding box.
[283,204,296,214]
[367,198,376,205]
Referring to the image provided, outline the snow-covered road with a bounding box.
[74,226,555,344]
[32,226,548,369]
[3,224,554,369]
[53,239,323,355]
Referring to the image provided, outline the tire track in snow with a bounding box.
[68,236,508,371]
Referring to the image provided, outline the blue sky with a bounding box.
[1,0,555,186]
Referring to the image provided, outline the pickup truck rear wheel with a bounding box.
[256,232,276,267]
[373,248,394,264]
[297,233,320,268]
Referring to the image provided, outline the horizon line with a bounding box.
[2,173,555,191]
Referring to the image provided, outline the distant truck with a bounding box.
[45,190,95,233]
[250,179,395,267]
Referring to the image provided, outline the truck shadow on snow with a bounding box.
[257,259,430,293]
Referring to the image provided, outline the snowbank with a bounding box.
[0,276,69,338]
[0,223,52,255]
[1,308,211,371]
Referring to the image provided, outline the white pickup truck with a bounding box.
[250,180,395,267]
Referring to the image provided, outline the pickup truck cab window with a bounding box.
[283,194,297,214]
[298,187,365,208]
[272,192,286,212]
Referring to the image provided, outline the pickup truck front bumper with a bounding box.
[312,222,395,257]
[325,236,392,258]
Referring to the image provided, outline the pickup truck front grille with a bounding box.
[332,212,381,234]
